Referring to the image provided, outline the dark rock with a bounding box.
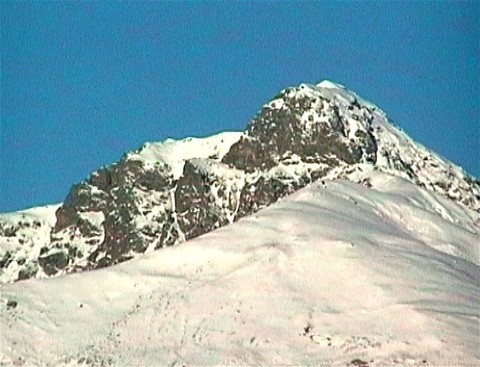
[49,155,175,271]
[53,206,81,233]
[349,359,369,367]
[222,88,377,173]
[222,136,277,172]
[17,264,38,281]
[6,299,17,309]
[63,182,106,211]
[2,225,18,237]
[175,160,231,240]
[38,251,69,276]
[0,251,12,268]
[236,177,300,219]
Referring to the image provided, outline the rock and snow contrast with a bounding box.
[1,80,479,366]
[0,204,61,284]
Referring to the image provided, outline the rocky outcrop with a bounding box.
[223,89,377,171]
[48,158,175,273]
[175,159,243,239]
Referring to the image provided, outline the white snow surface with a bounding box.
[126,131,243,179]
[1,204,61,228]
[1,172,479,367]
[316,80,346,89]
[315,79,379,112]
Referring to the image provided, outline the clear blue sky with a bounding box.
[1,2,479,212]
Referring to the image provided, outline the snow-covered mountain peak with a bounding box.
[276,79,382,116]
[1,79,479,285]
[250,80,479,209]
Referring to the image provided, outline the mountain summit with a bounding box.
[0,81,479,284]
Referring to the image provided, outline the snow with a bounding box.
[0,203,61,228]
[1,172,478,366]
[265,97,285,110]
[77,211,105,229]
[126,132,243,179]
[315,79,382,114]
[316,80,346,89]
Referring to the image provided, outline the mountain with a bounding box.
[1,80,480,366]
[1,80,478,285]
[1,171,479,366]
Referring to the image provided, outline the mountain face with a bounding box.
[1,81,479,284]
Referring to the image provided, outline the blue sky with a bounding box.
[1,2,479,212]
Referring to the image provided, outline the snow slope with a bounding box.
[1,172,478,367]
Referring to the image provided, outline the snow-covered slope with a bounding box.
[1,80,479,285]
[1,172,478,366]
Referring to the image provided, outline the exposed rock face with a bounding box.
[49,158,175,272]
[1,81,479,283]
[235,177,303,219]
[223,86,377,171]
[175,159,244,239]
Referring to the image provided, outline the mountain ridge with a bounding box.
[1,80,479,284]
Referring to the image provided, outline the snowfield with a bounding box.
[1,172,479,366]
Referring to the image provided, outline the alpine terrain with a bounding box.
[1,81,479,366]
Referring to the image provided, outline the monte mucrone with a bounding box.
[1,80,478,284]
[1,80,479,366]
